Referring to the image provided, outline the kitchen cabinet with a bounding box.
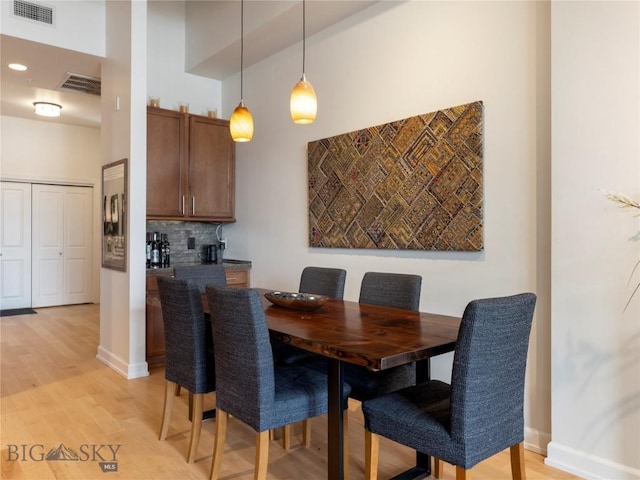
[147,107,235,221]
[145,265,250,367]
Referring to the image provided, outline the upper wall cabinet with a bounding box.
[146,107,236,222]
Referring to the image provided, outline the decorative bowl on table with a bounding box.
[264,291,328,311]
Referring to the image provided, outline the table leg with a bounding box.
[389,359,432,480]
[327,358,344,480]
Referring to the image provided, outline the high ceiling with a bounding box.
[0,1,377,128]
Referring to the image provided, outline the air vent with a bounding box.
[13,0,54,25]
[59,73,101,96]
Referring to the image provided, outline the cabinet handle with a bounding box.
[181,195,185,214]
[192,197,195,215]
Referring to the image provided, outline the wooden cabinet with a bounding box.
[147,107,235,221]
[145,267,250,367]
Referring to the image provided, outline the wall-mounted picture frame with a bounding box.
[102,158,127,271]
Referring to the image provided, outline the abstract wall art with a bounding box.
[308,101,483,251]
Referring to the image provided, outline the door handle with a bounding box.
[181,195,185,214]
[192,197,195,215]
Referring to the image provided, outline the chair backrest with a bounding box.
[156,276,215,394]
[299,266,347,299]
[205,286,275,432]
[359,272,422,311]
[449,293,536,462]
[174,264,227,293]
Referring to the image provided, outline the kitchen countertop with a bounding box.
[146,259,252,275]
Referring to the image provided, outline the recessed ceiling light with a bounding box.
[9,63,27,71]
[33,102,62,117]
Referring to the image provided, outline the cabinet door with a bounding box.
[147,108,187,217]
[188,116,235,221]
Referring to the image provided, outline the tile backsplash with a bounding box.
[146,220,224,265]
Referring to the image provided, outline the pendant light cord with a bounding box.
[240,0,245,101]
[302,0,306,75]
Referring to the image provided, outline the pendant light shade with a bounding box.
[230,100,254,142]
[230,0,253,142]
[290,0,317,124]
[290,73,317,124]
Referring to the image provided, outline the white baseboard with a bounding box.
[96,345,149,379]
[525,426,551,455]
[546,441,640,480]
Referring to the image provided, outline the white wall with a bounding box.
[0,116,102,303]
[548,1,640,479]
[0,0,105,57]
[222,0,552,453]
[147,0,221,117]
[97,0,148,380]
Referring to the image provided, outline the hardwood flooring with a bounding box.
[1,304,581,480]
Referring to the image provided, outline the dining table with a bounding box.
[250,287,462,480]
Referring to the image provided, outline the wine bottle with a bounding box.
[151,232,161,268]
[145,232,152,268]
[163,235,171,267]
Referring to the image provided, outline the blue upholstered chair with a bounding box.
[157,276,216,463]
[299,266,347,299]
[173,264,226,399]
[272,266,348,449]
[361,293,537,480]
[205,286,352,480]
[343,271,423,401]
[274,266,347,367]
[173,264,227,293]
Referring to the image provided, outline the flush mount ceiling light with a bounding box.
[290,0,317,124]
[8,63,27,71]
[229,0,253,142]
[33,102,62,117]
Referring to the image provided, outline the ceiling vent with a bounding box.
[13,0,54,25]
[59,73,101,96]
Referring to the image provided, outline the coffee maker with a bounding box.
[202,244,218,264]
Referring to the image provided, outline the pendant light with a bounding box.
[230,0,253,142]
[290,0,317,124]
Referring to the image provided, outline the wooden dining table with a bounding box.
[251,287,463,480]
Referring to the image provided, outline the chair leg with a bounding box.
[510,442,527,480]
[434,457,442,478]
[302,420,311,447]
[282,424,291,450]
[343,411,350,480]
[209,409,228,480]
[187,393,204,463]
[255,430,270,480]
[159,380,176,441]
[364,430,379,480]
[456,466,470,480]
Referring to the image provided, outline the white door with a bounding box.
[32,185,93,308]
[32,185,65,307]
[0,182,32,310]
[63,188,93,305]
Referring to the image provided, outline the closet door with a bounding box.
[63,188,93,305]
[32,185,92,308]
[32,185,65,307]
[0,182,32,310]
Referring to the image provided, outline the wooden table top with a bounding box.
[255,288,462,371]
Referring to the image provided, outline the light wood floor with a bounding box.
[1,304,582,480]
